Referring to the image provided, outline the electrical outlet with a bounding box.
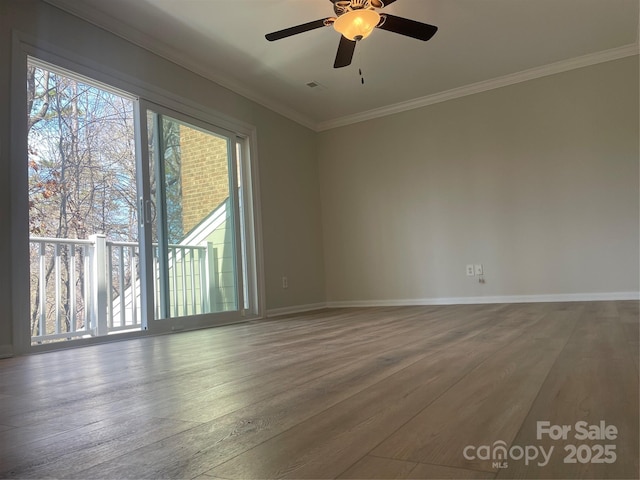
[282,276,288,289]
[466,265,475,277]
[475,264,484,275]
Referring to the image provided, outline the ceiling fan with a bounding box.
[265,0,438,69]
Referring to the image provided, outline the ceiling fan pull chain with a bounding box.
[355,43,365,85]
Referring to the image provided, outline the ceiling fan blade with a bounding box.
[334,36,357,68]
[377,14,438,41]
[378,0,400,6]
[265,18,331,41]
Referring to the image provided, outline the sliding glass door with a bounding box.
[146,109,245,322]
[22,54,259,349]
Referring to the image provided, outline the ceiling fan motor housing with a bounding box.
[333,0,380,16]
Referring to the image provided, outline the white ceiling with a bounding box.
[47,0,639,130]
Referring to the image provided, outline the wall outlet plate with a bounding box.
[466,265,475,276]
[475,264,484,275]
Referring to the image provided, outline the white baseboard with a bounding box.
[265,293,638,317]
[326,292,640,308]
[0,344,13,359]
[266,303,328,318]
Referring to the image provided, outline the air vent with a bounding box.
[305,81,327,92]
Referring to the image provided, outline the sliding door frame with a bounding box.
[11,34,265,354]
[139,100,254,333]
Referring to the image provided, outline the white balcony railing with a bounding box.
[29,235,217,344]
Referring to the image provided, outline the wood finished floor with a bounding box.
[0,301,637,479]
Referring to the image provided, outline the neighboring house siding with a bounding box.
[207,220,237,312]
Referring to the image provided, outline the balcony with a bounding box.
[29,235,223,344]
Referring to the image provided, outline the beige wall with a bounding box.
[318,57,639,303]
[0,2,11,356]
[255,111,326,310]
[0,0,326,353]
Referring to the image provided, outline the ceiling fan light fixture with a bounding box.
[333,9,381,41]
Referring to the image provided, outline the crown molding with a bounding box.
[42,0,318,131]
[317,43,640,131]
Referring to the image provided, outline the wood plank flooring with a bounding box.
[0,301,637,479]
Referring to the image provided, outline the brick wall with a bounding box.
[180,125,230,235]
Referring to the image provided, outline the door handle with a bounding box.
[140,198,153,225]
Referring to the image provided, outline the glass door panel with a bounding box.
[26,58,142,344]
[148,111,240,319]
